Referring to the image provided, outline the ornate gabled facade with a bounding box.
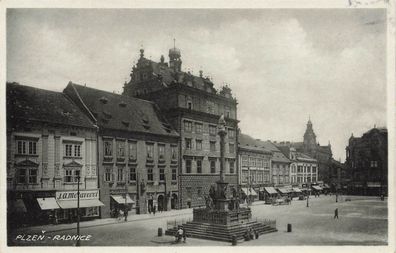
[7,82,101,228]
[123,46,238,209]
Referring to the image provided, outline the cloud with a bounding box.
[6,9,386,161]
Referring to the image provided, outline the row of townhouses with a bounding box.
[8,46,365,228]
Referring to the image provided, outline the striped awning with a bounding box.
[111,195,135,204]
[57,199,105,209]
[312,185,323,191]
[264,187,278,195]
[293,187,302,193]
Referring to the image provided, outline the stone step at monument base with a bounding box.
[165,221,277,242]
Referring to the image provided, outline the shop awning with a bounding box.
[323,184,330,189]
[312,185,323,191]
[277,188,291,194]
[57,199,105,209]
[11,199,27,213]
[241,188,258,196]
[293,187,302,193]
[37,198,60,210]
[264,187,278,195]
[111,195,135,204]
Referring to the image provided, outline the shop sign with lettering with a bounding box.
[56,190,99,200]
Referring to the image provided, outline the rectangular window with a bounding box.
[210,160,216,174]
[147,168,153,181]
[171,146,178,160]
[185,138,192,150]
[249,157,256,167]
[74,144,81,157]
[229,143,235,153]
[272,175,277,184]
[159,168,165,181]
[18,168,26,183]
[172,168,177,181]
[228,129,235,138]
[370,161,378,168]
[17,140,37,155]
[207,101,215,114]
[196,140,202,150]
[128,142,137,160]
[307,166,311,173]
[242,155,248,167]
[117,167,124,182]
[146,144,154,159]
[229,161,235,174]
[28,169,37,184]
[242,170,249,183]
[186,159,192,173]
[210,141,216,152]
[256,159,263,168]
[195,123,203,134]
[65,144,73,157]
[104,140,113,157]
[117,142,125,159]
[28,141,37,155]
[312,167,317,173]
[64,168,80,183]
[158,145,165,160]
[105,168,112,182]
[184,120,193,132]
[197,160,202,174]
[209,125,217,136]
[129,167,136,181]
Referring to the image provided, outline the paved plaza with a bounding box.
[9,195,387,246]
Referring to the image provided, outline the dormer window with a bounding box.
[99,97,108,104]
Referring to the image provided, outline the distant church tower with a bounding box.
[303,117,317,154]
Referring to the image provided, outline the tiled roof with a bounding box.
[64,82,178,137]
[139,57,217,93]
[295,152,317,162]
[238,133,290,163]
[7,82,95,129]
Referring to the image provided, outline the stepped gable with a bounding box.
[64,82,178,137]
[7,82,95,129]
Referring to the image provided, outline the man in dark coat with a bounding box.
[334,208,339,219]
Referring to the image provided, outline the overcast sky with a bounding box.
[7,8,387,161]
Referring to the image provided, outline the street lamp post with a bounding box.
[76,172,81,247]
[125,171,128,221]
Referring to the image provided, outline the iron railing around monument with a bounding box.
[166,218,192,230]
[254,218,277,229]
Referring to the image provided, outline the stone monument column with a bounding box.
[216,114,229,210]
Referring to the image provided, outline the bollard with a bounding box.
[158,227,163,237]
[255,232,259,239]
[287,224,292,232]
[232,235,237,246]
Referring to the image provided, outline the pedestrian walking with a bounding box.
[182,226,187,243]
[148,206,152,214]
[153,205,156,215]
[124,207,128,221]
[334,208,339,219]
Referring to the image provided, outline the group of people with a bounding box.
[244,227,258,241]
[175,225,187,243]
